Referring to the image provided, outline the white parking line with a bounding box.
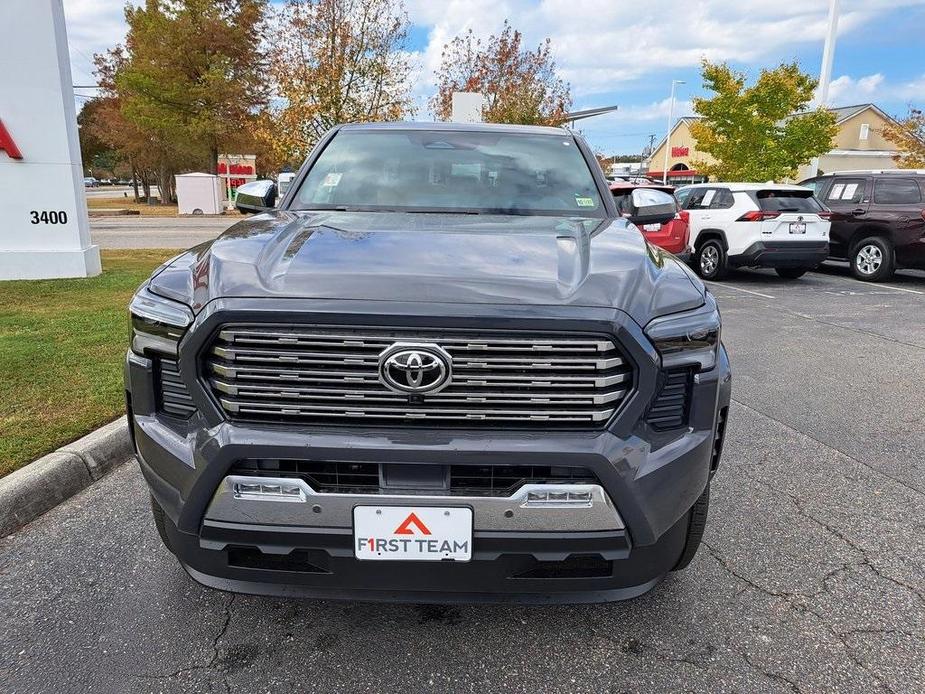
[707,283,775,299]
[811,271,925,296]
[877,284,924,295]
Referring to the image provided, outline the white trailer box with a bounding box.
[175,173,222,215]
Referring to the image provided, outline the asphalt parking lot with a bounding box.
[1,264,923,694]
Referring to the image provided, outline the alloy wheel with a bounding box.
[700,245,719,275]
[856,244,883,276]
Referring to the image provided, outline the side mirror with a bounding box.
[627,209,677,226]
[626,188,677,227]
[235,180,277,214]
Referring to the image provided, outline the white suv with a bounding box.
[675,183,831,280]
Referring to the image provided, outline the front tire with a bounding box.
[851,236,895,282]
[696,240,728,280]
[775,268,807,280]
[672,485,710,571]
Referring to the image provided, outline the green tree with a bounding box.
[882,107,925,168]
[430,21,571,126]
[689,61,838,181]
[107,0,268,199]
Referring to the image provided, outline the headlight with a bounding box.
[645,297,720,371]
[129,287,194,357]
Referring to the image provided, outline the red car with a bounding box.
[610,183,691,258]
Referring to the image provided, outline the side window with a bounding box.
[800,178,827,197]
[611,191,632,215]
[674,188,691,208]
[873,178,922,205]
[710,189,735,209]
[824,178,866,205]
[684,188,708,209]
[687,188,719,210]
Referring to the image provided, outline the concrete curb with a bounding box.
[0,416,132,538]
[88,209,140,217]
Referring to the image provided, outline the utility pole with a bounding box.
[808,0,840,177]
[662,80,685,185]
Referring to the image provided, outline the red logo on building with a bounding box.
[671,146,689,157]
[393,512,431,535]
[0,119,23,160]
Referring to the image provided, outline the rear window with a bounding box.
[873,178,922,204]
[756,190,824,212]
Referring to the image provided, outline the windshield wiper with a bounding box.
[404,208,482,215]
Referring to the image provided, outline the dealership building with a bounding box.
[645,103,903,184]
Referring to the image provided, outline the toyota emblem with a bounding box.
[378,343,452,394]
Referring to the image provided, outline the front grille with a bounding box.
[205,325,633,428]
[513,555,613,579]
[156,358,196,418]
[646,368,693,430]
[230,460,601,497]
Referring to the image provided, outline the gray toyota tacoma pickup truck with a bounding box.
[125,122,731,603]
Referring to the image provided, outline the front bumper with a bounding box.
[126,301,732,603]
[731,240,829,268]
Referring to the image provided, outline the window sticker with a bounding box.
[701,189,716,206]
[322,173,342,187]
[841,183,858,200]
[828,184,845,200]
[575,196,596,207]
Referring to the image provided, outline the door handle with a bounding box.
[851,208,866,216]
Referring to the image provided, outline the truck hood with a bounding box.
[148,211,705,326]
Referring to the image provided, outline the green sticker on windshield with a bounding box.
[575,196,595,207]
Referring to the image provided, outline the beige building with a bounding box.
[645,103,900,183]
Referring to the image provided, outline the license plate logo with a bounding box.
[354,506,472,561]
[789,222,806,234]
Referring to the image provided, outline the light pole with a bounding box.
[808,0,840,177]
[663,80,685,185]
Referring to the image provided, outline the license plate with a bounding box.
[789,222,806,234]
[353,506,472,561]
[643,223,661,231]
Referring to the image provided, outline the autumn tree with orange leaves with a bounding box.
[430,21,571,126]
[882,107,925,168]
[262,0,414,164]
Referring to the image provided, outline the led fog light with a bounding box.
[232,480,306,502]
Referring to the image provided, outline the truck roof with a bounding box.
[678,182,811,192]
[337,121,570,137]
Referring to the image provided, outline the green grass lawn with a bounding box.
[0,250,180,478]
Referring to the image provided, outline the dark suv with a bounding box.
[125,122,731,603]
[800,170,925,281]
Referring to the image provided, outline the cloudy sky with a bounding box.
[64,0,925,155]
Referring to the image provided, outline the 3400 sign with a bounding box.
[30,210,69,224]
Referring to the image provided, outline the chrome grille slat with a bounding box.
[220,398,615,422]
[206,325,634,428]
[219,328,614,352]
[210,378,628,405]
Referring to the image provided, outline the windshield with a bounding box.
[291,130,605,217]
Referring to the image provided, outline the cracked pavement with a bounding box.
[1,263,923,693]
